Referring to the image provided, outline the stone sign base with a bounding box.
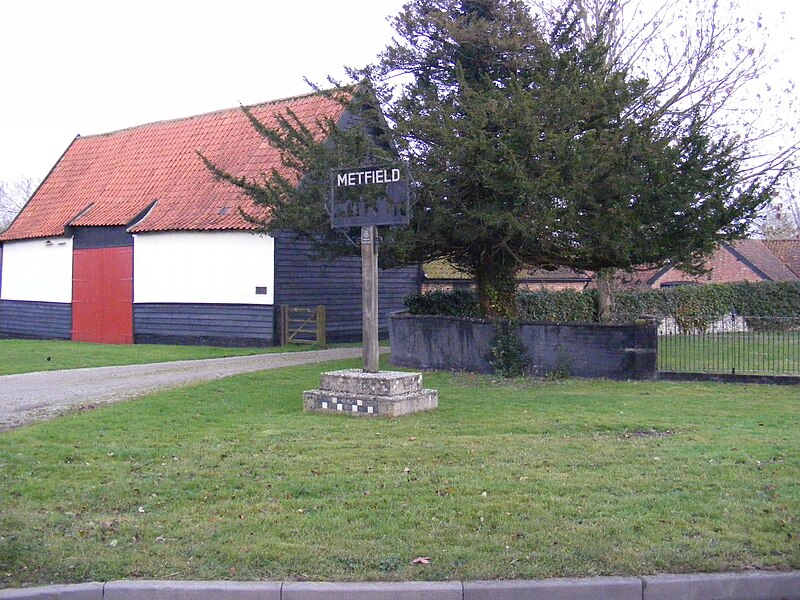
[303,369,438,417]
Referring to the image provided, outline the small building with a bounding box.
[620,240,799,288]
[0,91,419,345]
[422,260,591,292]
[422,238,800,294]
[764,239,800,279]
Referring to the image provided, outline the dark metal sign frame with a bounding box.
[328,162,410,228]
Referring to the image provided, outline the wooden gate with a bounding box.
[280,304,326,345]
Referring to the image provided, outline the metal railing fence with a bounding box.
[657,315,800,375]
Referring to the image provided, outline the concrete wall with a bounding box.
[389,313,657,380]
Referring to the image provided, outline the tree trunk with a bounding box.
[596,268,616,322]
[475,266,519,319]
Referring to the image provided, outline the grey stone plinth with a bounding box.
[320,369,424,396]
[304,369,438,417]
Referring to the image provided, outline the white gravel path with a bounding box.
[0,347,363,432]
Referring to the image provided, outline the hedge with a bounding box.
[405,281,800,322]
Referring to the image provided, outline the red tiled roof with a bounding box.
[615,266,667,288]
[764,239,800,278]
[617,239,800,288]
[0,91,349,241]
[726,239,798,282]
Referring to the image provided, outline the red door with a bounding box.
[72,247,133,344]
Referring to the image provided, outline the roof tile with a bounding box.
[0,92,348,241]
[763,239,800,278]
[727,239,799,282]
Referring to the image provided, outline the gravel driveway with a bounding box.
[0,347,362,432]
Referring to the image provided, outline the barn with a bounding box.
[0,91,420,346]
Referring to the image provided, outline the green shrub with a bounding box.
[729,281,800,317]
[487,320,530,378]
[405,281,800,322]
[613,281,800,322]
[404,288,481,317]
[517,289,597,322]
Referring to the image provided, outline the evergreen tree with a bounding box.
[206,0,781,319]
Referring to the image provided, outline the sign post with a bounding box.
[361,224,379,373]
[302,160,437,417]
[328,162,410,373]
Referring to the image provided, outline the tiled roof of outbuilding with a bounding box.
[617,239,799,288]
[727,239,798,282]
[0,91,348,241]
[764,239,800,278]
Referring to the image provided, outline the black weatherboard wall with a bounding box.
[133,233,419,347]
[71,225,133,250]
[0,300,71,340]
[274,233,420,343]
[133,303,275,347]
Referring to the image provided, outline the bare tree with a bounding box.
[530,0,798,186]
[789,193,800,235]
[0,178,38,231]
[757,178,800,239]
[529,0,798,311]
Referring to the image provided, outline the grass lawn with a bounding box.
[0,357,797,587]
[0,340,336,376]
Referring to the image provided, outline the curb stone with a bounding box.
[103,581,282,600]
[464,576,641,599]
[642,572,800,600]
[1,572,798,600]
[282,581,462,600]
[0,583,104,599]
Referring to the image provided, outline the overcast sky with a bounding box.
[1,0,797,186]
[0,0,407,184]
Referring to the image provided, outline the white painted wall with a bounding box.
[133,231,275,304]
[0,237,73,302]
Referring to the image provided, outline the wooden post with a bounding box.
[361,225,379,373]
[316,305,327,345]
[281,304,289,346]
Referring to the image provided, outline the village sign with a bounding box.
[327,161,410,373]
[329,163,410,228]
[302,160,436,418]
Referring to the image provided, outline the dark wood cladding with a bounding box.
[133,303,274,347]
[274,233,420,343]
[0,300,72,340]
[71,226,134,249]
